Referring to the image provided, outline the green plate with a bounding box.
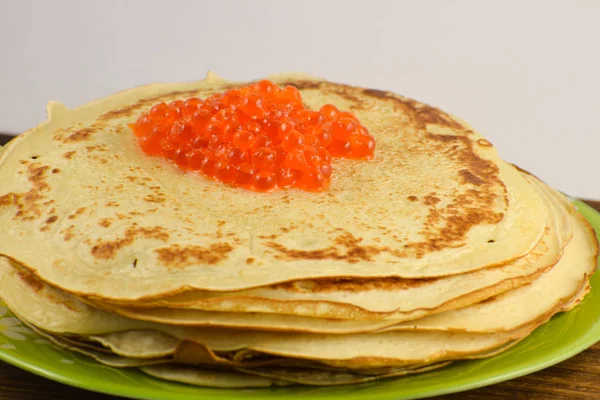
[1,200,599,400]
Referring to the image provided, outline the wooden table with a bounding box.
[1,133,599,399]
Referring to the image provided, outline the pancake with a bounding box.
[0,253,572,369]
[25,323,171,368]
[89,329,179,358]
[89,172,571,323]
[0,73,546,301]
[561,280,591,312]
[0,258,148,335]
[232,362,452,386]
[139,364,285,388]
[0,73,597,389]
[0,180,587,339]
[384,211,596,332]
[0,254,575,371]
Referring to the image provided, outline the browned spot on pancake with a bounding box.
[63,151,76,159]
[143,194,166,203]
[52,168,60,174]
[16,268,44,292]
[423,194,440,206]
[259,234,278,240]
[0,193,18,207]
[28,164,50,188]
[362,88,463,130]
[97,89,203,121]
[246,257,255,265]
[273,275,438,293]
[61,127,95,143]
[287,79,370,110]
[105,201,120,207]
[478,294,500,305]
[278,80,323,90]
[266,232,383,262]
[67,207,87,220]
[407,101,464,130]
[362,88,389,99]
[91,226,169,259]
[459,169,485,186]
[57,297,79,312]
[280,195,292,205]
[85,145,109,152]
[98,218,112,228]
[407,195,418,202]
[477,139,493,147]
[40,215,58,232]
[331,87,369,109]
[155,243,233,268]
[0,163,51,222]
[54,123,108,143]
[62,225,76,241]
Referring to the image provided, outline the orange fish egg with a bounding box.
[129,80,376,192]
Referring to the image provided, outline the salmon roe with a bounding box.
[130,80,375,192]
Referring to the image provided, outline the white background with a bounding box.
[1,0,599,198]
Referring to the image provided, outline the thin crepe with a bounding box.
[0,73,546,301]
[90,173,572,325]
[0,256,572,368]
[0,191,588,340]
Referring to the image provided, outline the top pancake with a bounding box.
[0,72,546,300]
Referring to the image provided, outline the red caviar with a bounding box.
[130,80,375,192]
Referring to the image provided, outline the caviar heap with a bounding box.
[130,80,375,192]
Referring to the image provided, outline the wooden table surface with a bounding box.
[1,132,599,400]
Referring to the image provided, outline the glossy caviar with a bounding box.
[130,80,375,192]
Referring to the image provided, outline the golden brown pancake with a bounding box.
[0,73,546,301]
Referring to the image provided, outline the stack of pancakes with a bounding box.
[0,73,596,387]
